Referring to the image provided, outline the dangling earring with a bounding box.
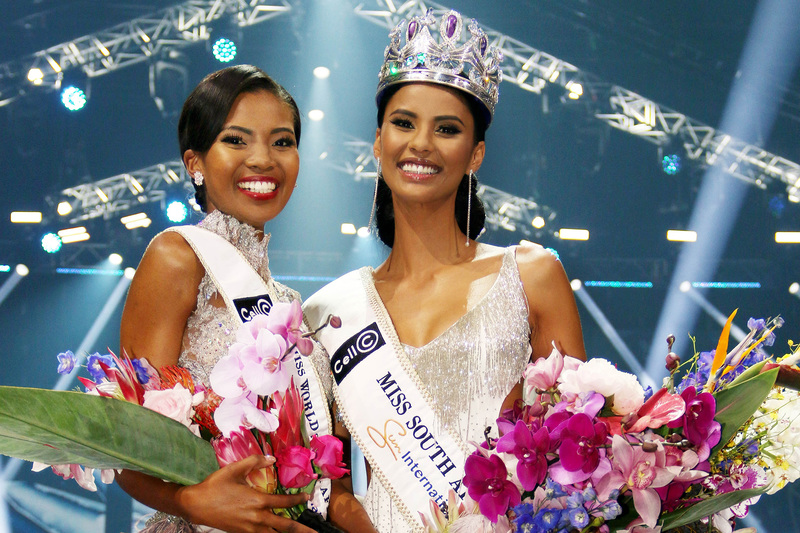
[465,170,474,247]
[192,171,204,186]
[368,161,381,231]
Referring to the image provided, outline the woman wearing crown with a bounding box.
[304,9,585,532]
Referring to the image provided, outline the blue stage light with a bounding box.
[61,86,87,111]
[166,201,189,223]
[41,233,63,253]
[212,38,237,63]
[662,154,681,175]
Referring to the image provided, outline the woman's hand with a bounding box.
[177,454,315,533]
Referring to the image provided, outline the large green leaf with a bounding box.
[0,386,218,486]
[660,487,766,531]
[711,368,777,456]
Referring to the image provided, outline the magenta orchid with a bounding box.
[496,420,551,490]
[463,453,521,523]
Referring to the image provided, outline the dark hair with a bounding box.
[178,65,301,211]
[374,83,488,247]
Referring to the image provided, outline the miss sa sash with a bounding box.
[166,225,331,442]
[304,268,470,530]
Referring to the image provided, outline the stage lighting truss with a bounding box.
[336,139,556,238]
[0,0,291,107]
[48,161,193,223]
[355,0,800,204]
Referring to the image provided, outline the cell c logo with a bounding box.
[331,322,385,385]
[234,294,274,322]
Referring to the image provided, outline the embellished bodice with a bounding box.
[361,244,532,532]
[176,210,296,387]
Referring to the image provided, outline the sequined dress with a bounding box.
[142,210,331,532]
[355,244,532,532]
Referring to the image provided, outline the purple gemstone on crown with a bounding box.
[408,20,418,39]
[480,36,488,55]
[445,14,458,38]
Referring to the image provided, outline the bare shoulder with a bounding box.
[514,242,566,287]
[139,231,202,277]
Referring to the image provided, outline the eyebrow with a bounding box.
[390,109,466,126]
[221,125,295,136]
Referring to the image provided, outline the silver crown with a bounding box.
[377,9,503,123]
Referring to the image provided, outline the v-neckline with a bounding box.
[364,246,509,350]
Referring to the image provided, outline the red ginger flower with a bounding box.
[211,429,277,493]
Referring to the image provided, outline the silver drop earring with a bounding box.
[192,171,204,186]
[465,170,474,247]
[368,161,381,231]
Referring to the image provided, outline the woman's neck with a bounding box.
[381,199,474,277]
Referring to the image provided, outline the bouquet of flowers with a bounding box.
[423,312,800,533]
[0,300,346,530]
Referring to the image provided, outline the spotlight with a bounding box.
[531,216,545,229]
[57,201,73,216]
[41,233,63,254]
[61,86,87,111]
[15,264,30,276]
[775,232,800,243]
[661,154,681,175]
[27,68,44,85]
[667,230,697,242]
[57,226,90,243]
[790,282,799,295]
[313,66,331,79]
[558,228,589,241]
[108,253,123,265]
[212,38,237,63]
[166,201,189,223]
[308,109,325,121]
[0,265,9,272]
[121,213,152,230]
[570,279,582,291]
[124,267,136,280]
[357,226,370,238]
[10,211,42,223]
[341,223,357,235]
[679,281,692,293]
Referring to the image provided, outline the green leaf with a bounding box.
[0,386,218,486]
[726,360,767,387]
[660,487,766,531]
[711,367,777,456]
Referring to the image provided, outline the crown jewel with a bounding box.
[377,9,503,123]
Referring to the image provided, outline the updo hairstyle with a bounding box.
[178,65,301,212]
[374,83,488,248]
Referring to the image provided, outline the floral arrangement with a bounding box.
[423,312,800,533]
[1,300,346,528]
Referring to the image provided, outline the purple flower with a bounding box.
[557,413,608,475]
[86,352,115,381]
[463,453,521,523]
[56,350,76,375]
[667,386,720,462]
[545,477,567,499]
[512,502,536,530]
[747,317,766,331]
[496,420,551,490]
[599,499,622,520]
[568,506,590,529]
[130,358,151,384]
[534,508,563,531]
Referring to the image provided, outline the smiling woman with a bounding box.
[114,65,330,533]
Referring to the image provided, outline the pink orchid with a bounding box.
[598,435,681,528]
[239,329,292,397]
[275,445,318,488]
[310,434,349,479]
[266,300,314,356]
[214,393,279,438]
[209,353,248,399]
[625,388,686,433]
[523,344,564,398]
[495,420,550,490]
[212,428,277,493]
[33,462,113,492]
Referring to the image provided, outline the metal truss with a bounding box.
[332,137,556,238]
[0,0,291,107]
[355,0,800,202]
[49,161,193,224]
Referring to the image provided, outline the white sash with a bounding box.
[304,268,469,530]
[167,226,333,513]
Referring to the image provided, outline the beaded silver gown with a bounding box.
[350,244,532,532]
[142,210,331,532]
